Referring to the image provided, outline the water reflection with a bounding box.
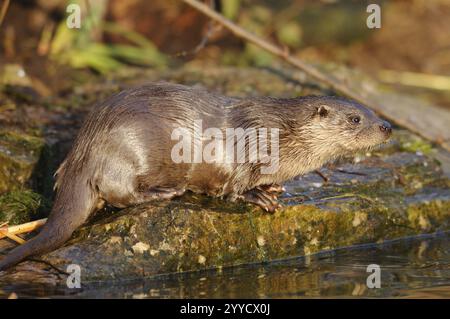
[3,233,449,298]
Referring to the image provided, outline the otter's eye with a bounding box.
[350,116,361,124]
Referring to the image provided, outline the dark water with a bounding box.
[5,233,450,298]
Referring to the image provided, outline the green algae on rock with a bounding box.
[27,190,447,282]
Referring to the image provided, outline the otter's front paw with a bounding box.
[239,187,283,213]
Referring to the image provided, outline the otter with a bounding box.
[0,82,392,271]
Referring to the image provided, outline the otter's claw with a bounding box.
[239,187,283,213]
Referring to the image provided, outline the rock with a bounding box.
[131,242,150,255]
[0,131,46,194]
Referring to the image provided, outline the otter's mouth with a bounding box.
[369,133,393,151]
[370,122,393,147]
[351,128,389,151]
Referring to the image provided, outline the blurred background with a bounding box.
[1,0,450,108]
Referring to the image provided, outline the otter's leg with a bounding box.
[134,187,185,204]
[234,184,284,213]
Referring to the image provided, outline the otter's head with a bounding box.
[300,96,392,157]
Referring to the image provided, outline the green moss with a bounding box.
[388,130,434,155]
[396,161,446,195]
[400,140,433,154]
[407,200,450,231]
[0,131,44,153]
[0,190,50,225]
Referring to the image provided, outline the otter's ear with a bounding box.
[316,105,329,117]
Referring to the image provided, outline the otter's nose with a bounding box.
[379,121,392,135]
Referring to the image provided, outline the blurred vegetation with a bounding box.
[222,0,241,20]
[0,0,449,107]
[50,0,167,73]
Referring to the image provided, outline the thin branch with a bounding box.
[181,0,366,103]
[336,169,367,176]
[0,230,26,244]
[28,258,70,276]
[0,218,47,240]
[173,0,219,58]
[0,0,10,28]
[172,21,218,58]
[314,170,329,183]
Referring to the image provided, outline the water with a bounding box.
[4,233,449,298]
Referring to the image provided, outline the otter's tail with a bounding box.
[0,176,98,272]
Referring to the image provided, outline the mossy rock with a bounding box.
[0,131,47,194]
